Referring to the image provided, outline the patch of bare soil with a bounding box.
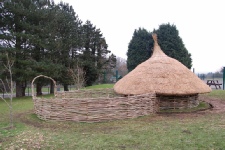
[200,95,225,113]
[20,116,44,128]
[16,111,86,130]
[15,110,47,129]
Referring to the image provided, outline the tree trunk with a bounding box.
[16,81,25,97]
[50,81,54,94]
[64,84,69,91]
[36,82,42,96]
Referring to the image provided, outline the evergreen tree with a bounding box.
[27,0,62,95]
[80,21,113,86]
[0,0,42,97]
[127,24,192,72]
[127,28,153,72]
[0,0,62,96]
[155,23,192,69]
[49,2,82,91]
[1,0,115,94]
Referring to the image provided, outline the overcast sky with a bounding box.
[55,0,225,73]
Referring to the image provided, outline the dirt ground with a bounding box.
[200,95,225,113]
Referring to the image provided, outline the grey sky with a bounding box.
[55,0,225,73]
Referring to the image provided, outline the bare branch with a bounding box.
[0,52,14,127]
[69,61,86,90]
[0,79,10,108]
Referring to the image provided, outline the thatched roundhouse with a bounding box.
[114,34,211,110]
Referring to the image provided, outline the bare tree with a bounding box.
[0,53,14,128]
[116,57,128,77]
[69,62,86,90]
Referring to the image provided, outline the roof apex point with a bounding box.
[152,33,158,46]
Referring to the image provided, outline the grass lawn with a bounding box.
[1,87,225,149]
[206,90,225,100]
[84,84,114,89]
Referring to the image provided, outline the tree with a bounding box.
[26,0,64,95]
[0,0,79,95]
[127,24,192,72]
[0,53,14,128]
[51,2,82,91]
[127,28,153,72]
[0,0,29,97]
[1,0,113,93]
[213,71,222,78]
[155,23,192,69]
[115,57,128,77]
[68,60,86,90]
[80,20,113,86]
[0,0,54,97]
[99,53,117,83]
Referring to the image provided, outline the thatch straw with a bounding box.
[114,34,212,96]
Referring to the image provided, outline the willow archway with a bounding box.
[31,75,57,98]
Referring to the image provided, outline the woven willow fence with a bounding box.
[32,75,159,122]
[158,94,199,110]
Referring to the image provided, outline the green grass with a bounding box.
[84,84,114,89]
[0,87,51,94]
[206,90,225,100]
[1,84,114,94]
[1,88,225,149]
[0,96,33,118]
[25,87,50,93]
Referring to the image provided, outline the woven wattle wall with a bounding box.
[157,94,199,110]
[33,89,158,122]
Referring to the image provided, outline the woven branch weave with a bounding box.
[32,75,158,122]
[32,75,199,122]
[33,90,158,122]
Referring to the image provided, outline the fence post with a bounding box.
[223,67,225,90]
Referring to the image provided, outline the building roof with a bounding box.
[113,34,212,95]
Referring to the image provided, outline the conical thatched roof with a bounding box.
[114,34,212,96]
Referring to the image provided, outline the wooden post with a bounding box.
[223,67,225,90]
